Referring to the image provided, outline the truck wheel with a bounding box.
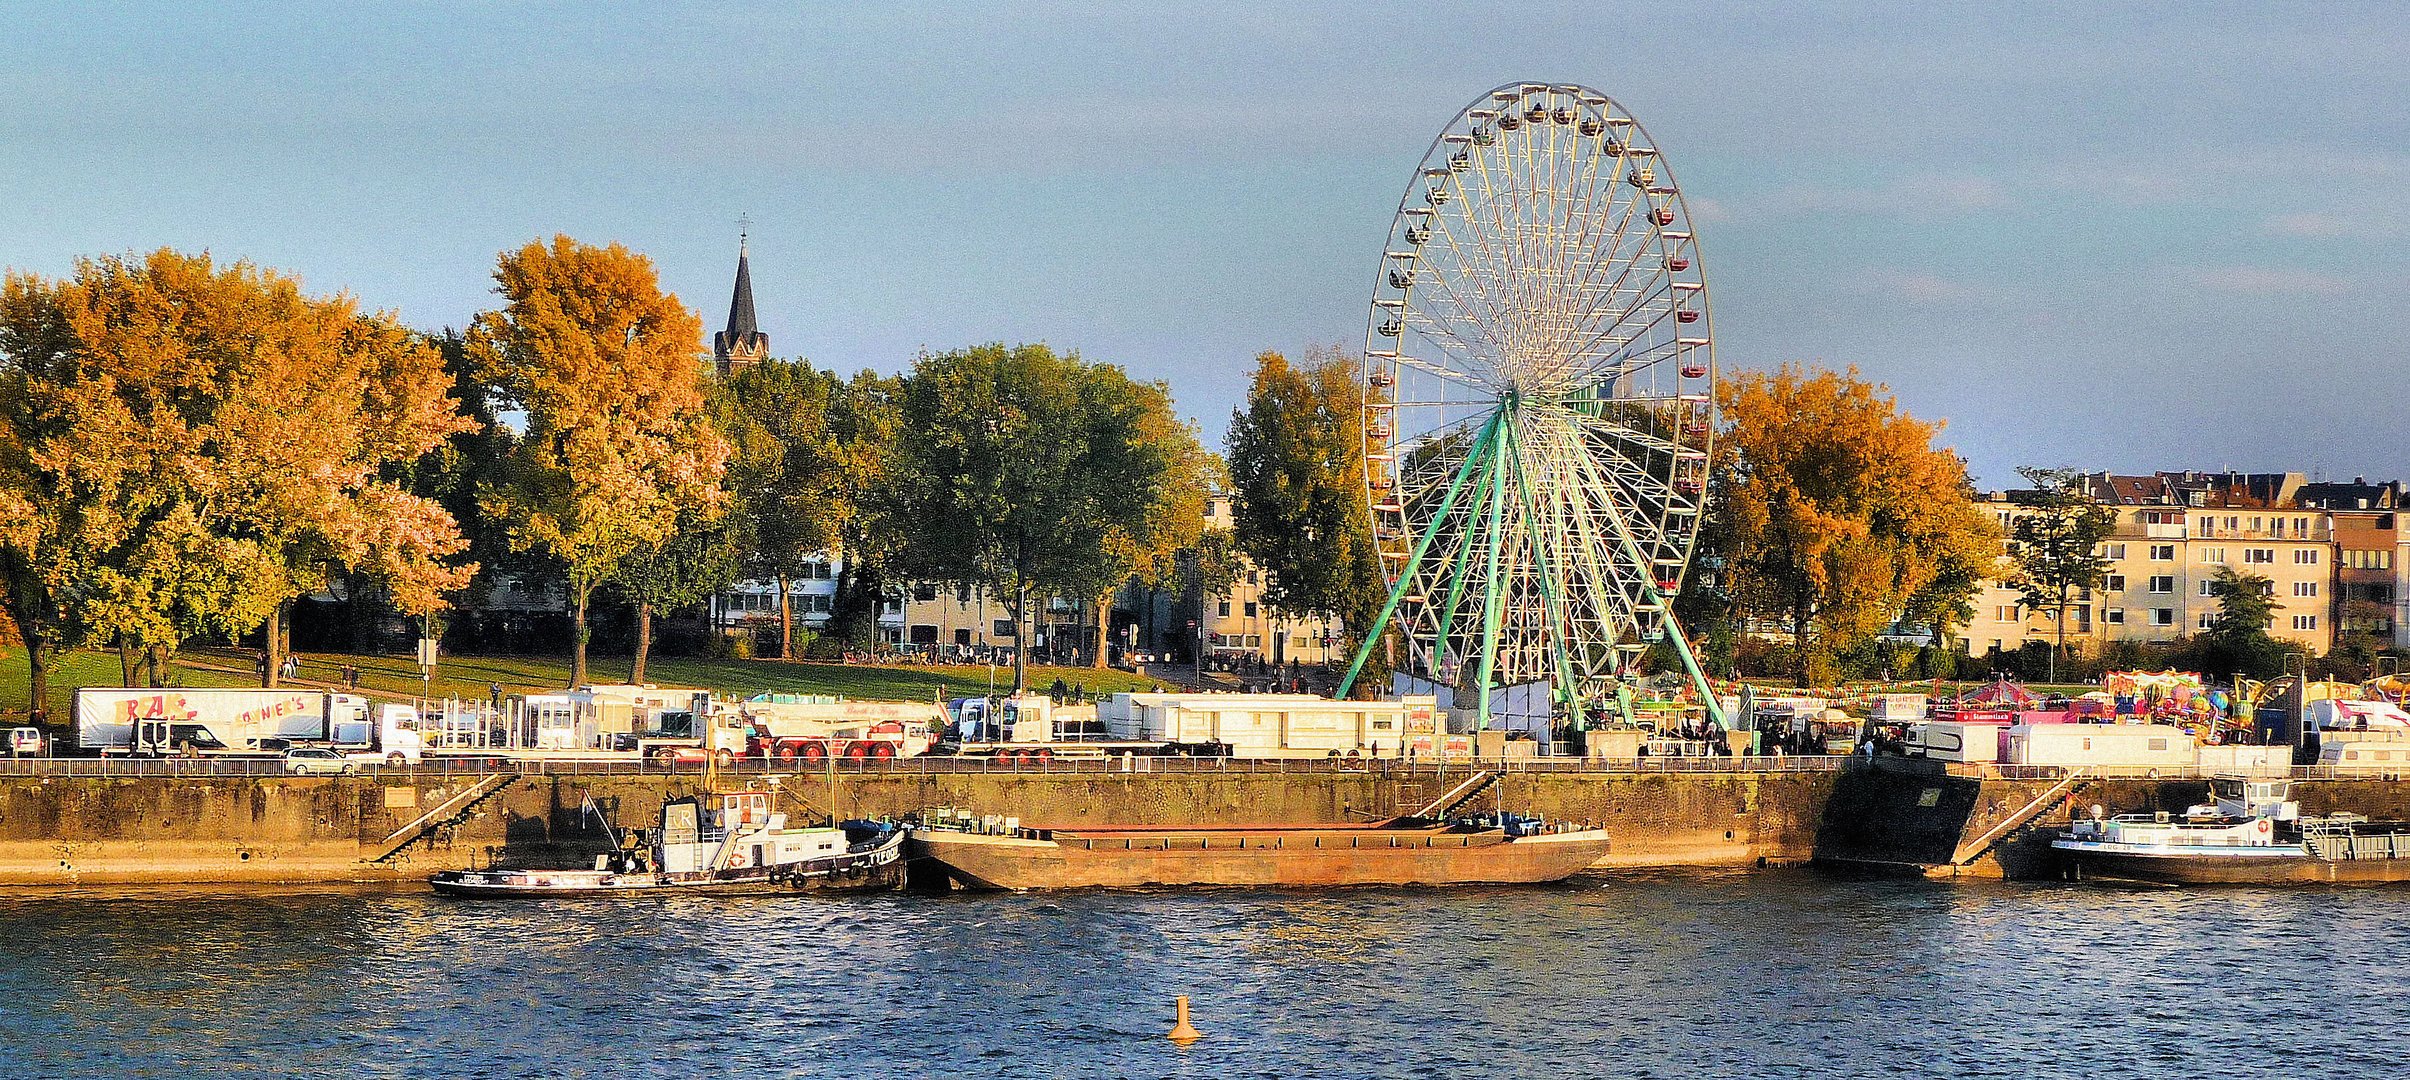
[713,749,735,768]
[777,746,799,764]
[871,741,897,760]
[340,763,357,775]
[387,753,407,767]
[1035,748,1055,764]
[651,749,678,764]
[801,744,827,762]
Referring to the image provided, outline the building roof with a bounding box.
[725,240,758,340]
[2296,478,2401,512]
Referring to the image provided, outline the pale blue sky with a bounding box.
[6,2,2406,487]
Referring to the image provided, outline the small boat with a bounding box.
[2052,775,2410,885]
[431,790,906,897]
[907,808,1610,891]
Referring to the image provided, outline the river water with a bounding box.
[0,871,2402,1078]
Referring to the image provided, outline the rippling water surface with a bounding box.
[1,871,2405,1078]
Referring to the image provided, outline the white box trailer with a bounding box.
[74,688,371,756]
[2002,722,2196,770]
[1097,692,1438,758]
[1904,720,2007,763]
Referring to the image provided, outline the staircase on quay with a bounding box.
[368,774,519,865]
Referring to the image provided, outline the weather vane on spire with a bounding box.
[737,212,751,251]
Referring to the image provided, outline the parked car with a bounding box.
[283,746,358,775]
[7,727,45,757]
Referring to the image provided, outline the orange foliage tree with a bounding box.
[467,236,727,687]
[1710,364,1996,687]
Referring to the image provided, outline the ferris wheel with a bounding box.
[1336,82,1721,729]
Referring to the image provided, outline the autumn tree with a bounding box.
[882,344,1200,689]
[1224,348,1389,687]
[1711,364,1997,687]
[3,251,475,693]
[467,236,728,686]
[2006,466,2118,682]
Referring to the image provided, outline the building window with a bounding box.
[956,584,973,603]
[2200,548,2224,565]
[1995,605,2019,622]
[2198,580,2217,597]
[2292,615,2319,631]
[956,628,975,646]
[913,583,938,602]
[1243,602,1258,619]
[2104,608,2124,625]
[2245,548,2274,564]
[1217,601,1231,618]
[2198,613,2215,630]
[2104,574,2125,591]
[993,619,1016,638]
[2294,548,2320,565]
[2152,608,2174,627]
[2103,543,2127,560]
[2149,544,2175,561]
[2294,581,2319,598]
[2147,575,2174,594]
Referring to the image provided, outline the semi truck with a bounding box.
[734,694,941,761]
[74,687,373,758]
[935,691,1442,761]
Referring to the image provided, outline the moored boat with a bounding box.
[2051,775,2410,885]
[907,808,1610,891]
[431,790,906,897]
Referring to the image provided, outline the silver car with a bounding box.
[283,746,358,775]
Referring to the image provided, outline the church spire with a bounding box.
[712,221,768,377]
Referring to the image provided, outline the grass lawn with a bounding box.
[0,644,1157,722]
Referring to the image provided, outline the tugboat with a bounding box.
[2052,775,2410,885]
[430,789,906,897]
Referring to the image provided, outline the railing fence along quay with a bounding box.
[0,753,1857,780]
[2,755,2396,783]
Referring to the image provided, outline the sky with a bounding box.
[5,2,2407,489]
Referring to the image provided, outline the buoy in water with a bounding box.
[1166,994,1203,1045]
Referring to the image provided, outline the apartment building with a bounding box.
[1965,472,2342,658]
[2299,479,2405,649]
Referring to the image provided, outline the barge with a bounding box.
[2052,775,2410,885]
[431,789,905,897]
[907,809,1610,891]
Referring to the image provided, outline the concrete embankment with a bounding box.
[0,765,1840,886]
[1813,757,2410,879]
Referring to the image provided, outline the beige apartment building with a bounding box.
[1964,472,2340,659]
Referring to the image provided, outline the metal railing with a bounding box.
[1939,762,2407,783]
[0,752,1858,781]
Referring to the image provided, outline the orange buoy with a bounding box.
[1166,995,1202,1045]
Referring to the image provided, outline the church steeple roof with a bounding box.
[712,228,769,377]
[725,235,759,340]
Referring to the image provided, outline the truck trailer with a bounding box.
[75,687,372,757]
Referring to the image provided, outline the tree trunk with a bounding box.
[1790,592,1810,689]
[145,644,166,688]
[2050,583,2067,684]
[22,630,50,724]
[778,573,794,660]
[116,635,137,688]
[263,601,285,688]
[631,601,653,684]
[1091,596,1110,669]
[571,585,590,688]
[1013,579,1030,692]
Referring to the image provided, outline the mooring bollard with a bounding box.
[1166,994,1202,1044]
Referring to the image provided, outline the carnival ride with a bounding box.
[1336,83,1721,730]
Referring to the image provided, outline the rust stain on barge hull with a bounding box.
[910,826,1612,890]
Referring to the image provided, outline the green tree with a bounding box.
[2006,466,2119,683]
[2203,565,2287,678]
[1713,365,1998,687]
[610,510,741,683]
[1224,348,1389,688]
[467,236,728,686]
[883,344,1198,690]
